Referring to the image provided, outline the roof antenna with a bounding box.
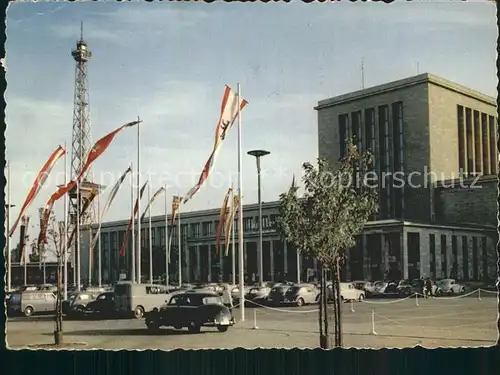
[80,21,83,41]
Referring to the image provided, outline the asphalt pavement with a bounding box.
[7,294,498,349]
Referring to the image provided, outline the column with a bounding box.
[283,240,288,275]
[434,233,442,279]
[467,237,474,280]
[401,230,409,280]
[381,234,389,273]
[456,237,464,280]
[446,233,453,279]
[362,233,370,280]
[419,230,430,278]
[269,240,274,281]
[297,250,301,283]
[486,236,495,279]
[196,245,201,281]
[477,237,484,280]
[208,246,212,283]
[219,244,224,281]
[185,246,190,283]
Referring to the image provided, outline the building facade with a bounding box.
[315,73,497,282]
[79,73,497,285]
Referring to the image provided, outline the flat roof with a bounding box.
[315,73,497,110]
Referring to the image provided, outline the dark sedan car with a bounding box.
[145,291,234,334]
[84,292,115,317]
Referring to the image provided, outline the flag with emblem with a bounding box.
[215,188,232,253]
[9,145,66,237]
[120,181,148,257]
[38,120,141,245]
[183,85,248,204]
[167,195,183,262]
[224,194,240,256]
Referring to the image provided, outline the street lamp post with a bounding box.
[5,203,16,291]
[247,149,270,286]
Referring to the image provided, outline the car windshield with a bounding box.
[437,280,450,286]
[203,296,223,305]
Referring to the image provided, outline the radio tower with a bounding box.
[68,23,101,290]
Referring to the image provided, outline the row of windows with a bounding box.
[339,102,405,220]
[457,105,496,176]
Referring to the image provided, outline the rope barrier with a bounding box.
[361,293,417,304]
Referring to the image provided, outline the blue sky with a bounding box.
[5,0,497,241]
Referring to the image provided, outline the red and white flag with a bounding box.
[38,120,141,245]
[120,181,148,257]
[9,145,66,237]
[167,195,183,262]
[224,194,240,256]
[140,186,166,223]
[215,188,232,253]
[183,85,248,204]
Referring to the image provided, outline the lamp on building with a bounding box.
[247,149,270,286]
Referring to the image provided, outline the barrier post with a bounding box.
[477,288,482,301]
[252,309,259,330]
[370,310,377,335]
[350,299,355,313]
[415,293,419,307]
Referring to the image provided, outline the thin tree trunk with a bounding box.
[318,262,327,348]
[335,256,343,347]
[322,266,329,346]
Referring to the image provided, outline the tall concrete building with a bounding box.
[315,73,497,281]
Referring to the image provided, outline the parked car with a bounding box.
[244,285,272,305]
[144,291,235,333]
[283,284,319,307]
[267,283,294,305]
[8,291,57,317]
[364,281,381,297]
[84,292,116,316]
[340,282,366,301]
[435,279,465,296]
[63,291,100,316]
[373,281,399,297]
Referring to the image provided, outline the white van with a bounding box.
[114,282,181,319]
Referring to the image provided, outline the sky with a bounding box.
[5,0,497,244]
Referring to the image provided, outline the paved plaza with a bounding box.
[6,293,498,350]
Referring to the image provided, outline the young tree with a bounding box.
[275,143,378,348]
[44,212,66,345]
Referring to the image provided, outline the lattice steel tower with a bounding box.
[68,23,100,288]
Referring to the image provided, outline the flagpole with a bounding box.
[178,194,182,287]
[97,189,102,287]
[6,161,11,291]
[148,182,153,284]
[237,82,245,322]
[88,215,92,286]
[137,116,141,284]
[164,184,169,286]
[131,162,136,283]
[63,144,68,300]
[231,182,236,286]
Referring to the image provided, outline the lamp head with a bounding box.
[247,150,270,158]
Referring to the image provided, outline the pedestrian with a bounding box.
[425,278,433,299]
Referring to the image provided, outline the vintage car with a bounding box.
[144,291,235,334]
[84,292,116,317]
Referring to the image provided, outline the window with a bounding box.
[481,113,490,175]
[270,214,277,227]
[473,110,482,174]
[262,216,271,230]
[378,105,390,218]
[202,221,213,236]
[339,114,350,159]
[253,217,260,230]
[159,227,165,247]
[243,218,253,232]
[151,226,156,246]
[472,236,478,280]
[392,102,404,218]
[190,223,200,238]
[440,235,447,277]
[465,108,473,174]
[457,105,466,174]
[481,237,487,280]
[364,108,376,167]
[451,235,458,278]
[351,111,362,152]
[488,116,496,174]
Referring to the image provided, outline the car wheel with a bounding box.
[134,306,145,319]
[24,306,34,317]
[187,321,201,334]
[358,294,364,302]
[296,298,304,307]
[174,325,182,330]
[217,325,229,333]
